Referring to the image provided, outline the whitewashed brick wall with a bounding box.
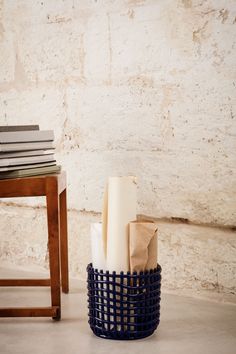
[0,0,235,302]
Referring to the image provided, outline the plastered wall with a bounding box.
[0,0,236,302]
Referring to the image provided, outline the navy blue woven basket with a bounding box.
[87,263,161,340]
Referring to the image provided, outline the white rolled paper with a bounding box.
[90,223,106,271]
[105,176,137,272]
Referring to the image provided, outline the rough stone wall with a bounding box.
[0,0,236,302]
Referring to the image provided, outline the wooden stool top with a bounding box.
[0,171,66,198]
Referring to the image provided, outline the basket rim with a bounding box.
[87,263,162,276]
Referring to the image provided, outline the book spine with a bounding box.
[0,154,55,167]
[0,125,40,132]
[0,142,54,152]
[0,130,54,143]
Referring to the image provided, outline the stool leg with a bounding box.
[46,182,61,320]
[59,188,69,293]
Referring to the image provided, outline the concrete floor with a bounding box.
[0,267,236,354]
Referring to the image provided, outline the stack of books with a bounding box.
[0,125,61,179]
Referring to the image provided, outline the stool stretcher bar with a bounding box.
[0,279,51,286]
[0,306,59,317]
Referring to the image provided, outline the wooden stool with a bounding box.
[0,171,69,320]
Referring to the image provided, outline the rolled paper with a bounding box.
[90,223,108,327]
[102,184,108,257]
[90,223,106,271]
[105,176,137,273]
[129,221,158,273]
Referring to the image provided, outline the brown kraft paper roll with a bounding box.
[129,221,158,273]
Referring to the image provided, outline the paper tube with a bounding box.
[102,184,108,257]
[90,223,106,271]
[104,176,137,273]
[129,221,158,273]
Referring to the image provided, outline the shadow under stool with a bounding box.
[0,171,69,320]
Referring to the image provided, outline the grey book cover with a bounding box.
[0,161,56,172]
[0,165,61,179]
[0,150,53,159]
[0,154,55,167]
[0,141,54,152]
[0,130,54,143]
[0,125,39,132]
